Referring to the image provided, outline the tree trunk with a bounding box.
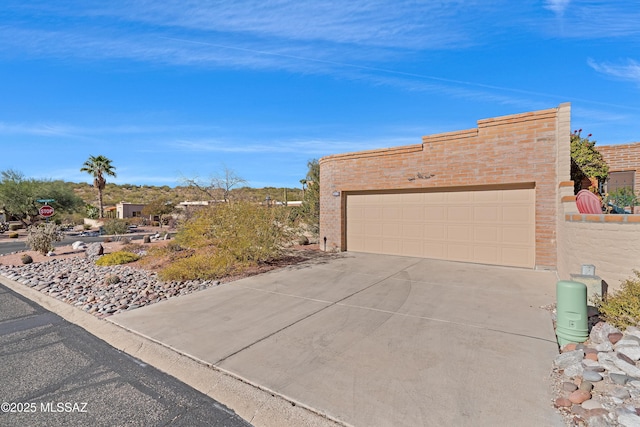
[98,189,104,218]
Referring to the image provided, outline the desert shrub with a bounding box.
[95,251,140,266]
[9,224,21,231]
[176,202,291,260]
[159,202,292,281]
[9,232,18,239]
[83,224,92,230]
[120,236,131,245]
[593,270,640,329]
[21,254,33,264]
[158,250,234,281]
[103,219,129,235]
[25,223,64,255]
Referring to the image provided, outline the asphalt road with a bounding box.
[0,234,146,255]
[0,283,253,427]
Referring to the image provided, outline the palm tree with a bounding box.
[80,155,117,218]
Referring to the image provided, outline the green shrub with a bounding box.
[25,223,64,255]
[103,219,129,235]
[158,202,292,281]
[8,232,18,239]
[593,270,640,329]
[21,254,33,264]
[605,187,638,210]
[95,251,140,266]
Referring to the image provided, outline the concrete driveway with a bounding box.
[110,252,564,426]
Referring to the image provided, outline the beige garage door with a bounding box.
[346,189,535,268]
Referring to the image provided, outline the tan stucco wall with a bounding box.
[557,183,640,291]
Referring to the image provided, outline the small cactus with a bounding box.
[21,254,33,264]
[105,275,121,285]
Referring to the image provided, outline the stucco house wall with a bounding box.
[320,103,571,269]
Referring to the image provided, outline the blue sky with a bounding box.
[1,1,639,188]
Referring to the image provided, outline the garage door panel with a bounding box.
[382,223,400,238]
[402,206,424,221]
[424,224,445,240]
[401,223,423,239]
[473,206,500,222]
[424,242,445,258]
[474,226,499,244]
[447,225,471,242]
[364,207,382,220]
[447,207,471,222]
[473,245,499,264]
[502,206,532,222]
[502,227,533,245]
[424,206,446,221]
[473,191,501,203]
[402,240,423,257]
[346,189,535,268]
[447,244,471,261]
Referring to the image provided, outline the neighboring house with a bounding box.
[319,102,640,289]
[116,202,146,219]
[598,142,640,193]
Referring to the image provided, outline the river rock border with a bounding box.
[0,257,218,318]
[553,322,640,426]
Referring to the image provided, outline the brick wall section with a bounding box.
[320,103,571,269]
[599,142,640,190]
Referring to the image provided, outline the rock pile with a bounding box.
[0,257,218,318]
[553,322,640,426]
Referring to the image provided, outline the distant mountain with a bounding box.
[68,182,303,206]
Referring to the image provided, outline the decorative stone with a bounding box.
[617,411,640,427]
[614,359,640,377]
[564,363,584,379]
[582,399,603,410]
[609,332,624,344]
[85,243,104,259]
[555,350,585,369]
[610,386,631,400]
[71,241,87,250]
[590,322,621,345]
[610,373,633,385]
[554,397,572,408]
[617,352,636,365]
[562,382,578,392]
[583,370,603,382]
[562,343,578,352]
[618,346,640,361]
[585,352,599,362]
[579,380,594,392]
[569,389,591,404]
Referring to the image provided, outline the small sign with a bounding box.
[39,205,55,218]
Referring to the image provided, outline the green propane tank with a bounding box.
[556,280,588,347]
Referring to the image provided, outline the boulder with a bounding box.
[72,241,87,251]
[85,243,104,259]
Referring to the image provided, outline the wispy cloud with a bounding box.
[544,0,571,16]
[0,121,219,138]
[588,58,640,85]
[540,1,640,39]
